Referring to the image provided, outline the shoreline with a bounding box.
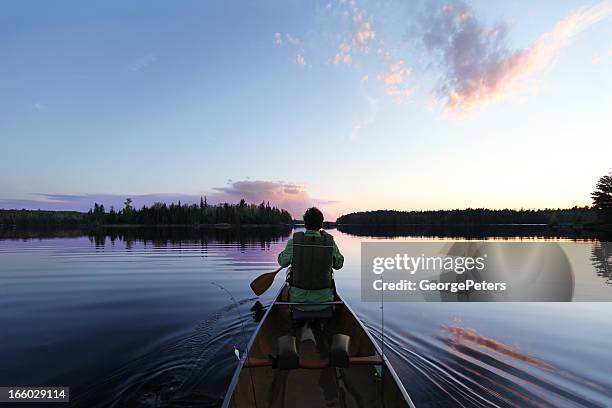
[0,223,293,229]
[335,222,612,230]
[2,222,611,229]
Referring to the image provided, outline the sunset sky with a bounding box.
[1,0,611,219]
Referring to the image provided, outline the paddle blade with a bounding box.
[250,269,281,296]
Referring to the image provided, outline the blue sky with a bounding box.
[1,0,611,219]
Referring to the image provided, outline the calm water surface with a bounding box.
[1,227,611,407]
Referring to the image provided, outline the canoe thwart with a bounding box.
[243,355,383,369]
[273,301,344,306]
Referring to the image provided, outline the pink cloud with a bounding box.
[383,62,408,85]
[334,42,352,65]
[212,180,337,219]
[333,0,415,105]
[421,0,612,113]
[354,21,376,51]
[333,0,377,62]
[380,60,415,102]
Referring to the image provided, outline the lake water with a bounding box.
[1,227,611,407]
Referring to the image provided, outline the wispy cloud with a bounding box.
[274,32,301,47]
[32,102,47,110]
[285,33,301,46]
[274,32,307,66]
[126,54,157,72]
[278,1,607,113]
[419,0,612,113]
[274,32,283,47]
[331,1,416,104]
[0,193,199,212]
[351,75,379,138]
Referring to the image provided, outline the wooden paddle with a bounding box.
[250,266,284,296]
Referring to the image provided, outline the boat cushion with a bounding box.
[330,334,351,368]
[277,335,299,370]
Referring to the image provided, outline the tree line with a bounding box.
[87,197,292,226]
[0,198,292,227]
[338,170,612,226]
[2,170,611,227]
[0,210,85,227]
[336,207,597,226]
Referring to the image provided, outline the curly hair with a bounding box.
[303,207,324,230]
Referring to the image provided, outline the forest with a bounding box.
[0,198,292,227]
[336,207,597,226]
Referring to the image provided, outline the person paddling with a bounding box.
[277,207,344,308]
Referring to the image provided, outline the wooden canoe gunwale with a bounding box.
[339,291,416,408]
[221,285,284,408]
[221,283,416,408]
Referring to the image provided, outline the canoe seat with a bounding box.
[291,307,334,320]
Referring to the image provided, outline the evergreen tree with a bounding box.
[592,170,612,223]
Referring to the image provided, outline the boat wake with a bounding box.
[366,324,612,407]
[70,297,259,408]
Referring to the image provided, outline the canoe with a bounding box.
[222,283,415,407]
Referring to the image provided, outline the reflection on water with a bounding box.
[1,227,611,407]
[0,226,291,248]
[591,242,612,285]
[337,224,612,241]
[444,326,553,369]
[439,325,607,407]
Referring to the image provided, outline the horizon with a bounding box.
[0,195,595,222]
[1,0,611,220]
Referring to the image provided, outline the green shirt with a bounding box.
[278,229,344,306]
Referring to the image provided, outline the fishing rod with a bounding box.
[209,281,259,408]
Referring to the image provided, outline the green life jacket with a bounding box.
[290,231,334,290]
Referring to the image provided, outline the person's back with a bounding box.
[278,207,344,306]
